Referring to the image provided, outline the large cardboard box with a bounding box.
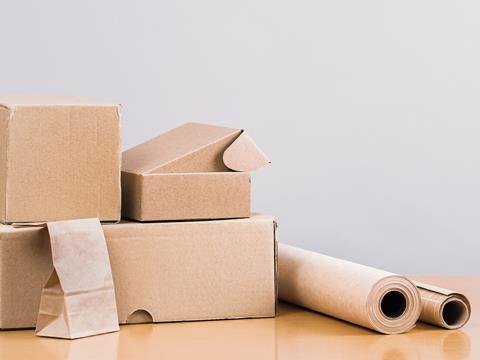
[0,214,277,329]
[121,122,269,221]
[0,96,121,223]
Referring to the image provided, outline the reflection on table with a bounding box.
[0,276,477,360]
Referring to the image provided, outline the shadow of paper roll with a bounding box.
[408,327,471,360]
[275,304,471,360]
[274,309,421,360]
[441,331,471,360]
[367,335,420,360]
[372,331,471,360]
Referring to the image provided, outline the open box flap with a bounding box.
[223,131,270,172]
[122,122,270,174]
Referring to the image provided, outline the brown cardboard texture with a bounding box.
[0,214,277,329]
[0,96,121,223]
[121,122,269,221]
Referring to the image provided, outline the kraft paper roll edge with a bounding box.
[413,281,471,330]
[278,244,422,335]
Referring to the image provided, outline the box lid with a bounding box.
[122,122,270,174]
[0,95,118,109]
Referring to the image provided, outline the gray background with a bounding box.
[1,1,478,274]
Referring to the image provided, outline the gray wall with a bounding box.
[1,1,479,274]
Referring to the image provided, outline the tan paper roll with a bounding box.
[278,244,422,334]
[413,281,471,330]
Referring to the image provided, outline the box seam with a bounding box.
[0,233,2,326]
[115,105,122,222]
[273,220,278,316]
[2,109,11,223]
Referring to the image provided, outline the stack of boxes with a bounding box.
[0,96,277,329]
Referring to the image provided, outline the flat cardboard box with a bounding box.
[0,214,277,329]
[0,96,121,223]
[121,122,269,221]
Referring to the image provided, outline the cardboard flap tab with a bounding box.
[223,131,270,172]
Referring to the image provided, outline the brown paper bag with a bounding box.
[35,218,119,339]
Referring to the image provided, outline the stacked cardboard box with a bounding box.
[0,96,277,329]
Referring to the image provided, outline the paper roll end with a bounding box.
[441,297,471,330]
[368,276,422,335]
[380,290,407,319]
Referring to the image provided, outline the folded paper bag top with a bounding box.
[121,122,270,221]
[35,218,119,339]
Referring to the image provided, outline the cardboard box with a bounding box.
[0,96,121,223]
[0,214,277,329]
[121,122,269,221]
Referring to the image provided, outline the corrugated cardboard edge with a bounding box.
[0,231,2,325]
[273,220,279,316]
[91,103,122,223]
[223,131,270,172]
[114,104,123,222]
[0,107,10,223]
[0,96,119,108]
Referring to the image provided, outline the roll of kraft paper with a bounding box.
[278,244,422,334]
[413,281,471,330]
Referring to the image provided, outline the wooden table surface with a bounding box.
[0,276,478,359]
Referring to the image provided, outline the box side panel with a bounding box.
[0,215,275,328]
[104,215,276,323]
[0,227,52,329]
[6,106,121,222]
[137,172,251,221]
[121,172,143,220]
[0,109,9,223]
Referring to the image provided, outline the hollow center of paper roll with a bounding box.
[380,291,407,318]
[442,300,468,327]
